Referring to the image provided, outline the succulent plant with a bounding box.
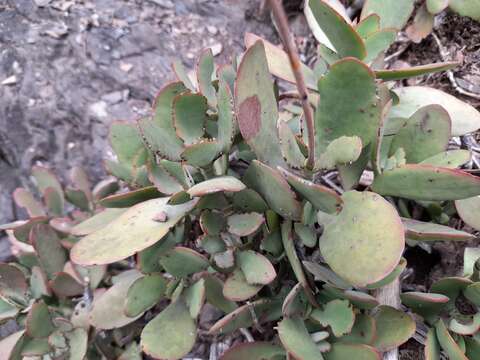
[1,0,480,359]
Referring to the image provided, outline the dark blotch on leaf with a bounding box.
[238,95,261,141]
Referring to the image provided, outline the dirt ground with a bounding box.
[1,0,480,358]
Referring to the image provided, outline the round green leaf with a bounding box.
[320,191,405,287]
[90,271,143,329]
[125,274,167,317]
[141,300,196,359]
[456,196,480,231]
[372,306,416,351]
[159,247,209,277]
[223,268,262,301]
[227,213,264,236]
[237,250,276,285]
[187,176,246,197]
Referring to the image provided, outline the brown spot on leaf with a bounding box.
[238,95,261,141]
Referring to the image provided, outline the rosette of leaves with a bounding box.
[1,1,480,359]
[0,166,117,358]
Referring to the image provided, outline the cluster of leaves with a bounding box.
[1,0,480,359]
[358,0,480,43]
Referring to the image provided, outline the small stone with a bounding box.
[34,0,52,7]
[147,0,174,8]
[120,62,133,72]
[206,25,218,35]
[101,90,129,104]
[43,22,69,39]
[2,75,17,86]
[210,43,223,56]
[152,211,168,222]
[89,101,108,119]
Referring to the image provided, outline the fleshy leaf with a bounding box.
[227,213,264,237]
[389,105,451,163]
[138,82,186,160]
[172,59,196,91]
[26,301,54,338]
[223,269,262,301]
[124,274,167,317]
[197,48,217,107]
[310,299,355,337]
[219,342,285,360]
[209,299,280,335]
[217,80,236,153]
[425,326,441,360]
[420,150,470,169]
[90,271,143,329]
[159,247,209,277]
[32,166,64,210]
[237,250,276,285]
[71,208,127,236]
[294,223,317,248]
[278,121,306,169]
[317,136,363,169]
[389,86,480,136]
[403,218,475,242]
[71,197,198,265]
[99,186,162,208]
[307,0,366,59]
[244,161,302,220]
[361,0,415,29]
[13,188,45,217]
[325,343,380,360]
[187,176,246,197]
[342,314,376,344]
[320,191,404,287]
[356,14,380,39]
[244,33,317,90]
[279,167,342,214]
[282,221,318,306]
[456,196,480,231]
[449,0,480,21]
[278,317,324,360]
[141,300,196,360]
[376,62,458,81]
[450,313,480,335]
[49,272,84,297]
[435,319,469,360]
[371,164,480,201]
[315,58,379,155]
[173,92,208,145]
[235,41,285,167]
[30,224,67,279]
[372,306,416,351]
[109,121,147,164]
[363,29,396,63]
[427,0,449,14]
[185,278,206,318]
[181,139,221,167]
[401,292,449,323]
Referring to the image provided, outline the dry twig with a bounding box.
[268,0,316,169]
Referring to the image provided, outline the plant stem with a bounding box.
[268,0,316,170]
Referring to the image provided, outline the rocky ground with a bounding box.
[0,0,276,230]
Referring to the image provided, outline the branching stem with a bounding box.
[268,0,316,170]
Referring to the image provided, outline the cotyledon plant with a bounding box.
[1,0,480,359]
